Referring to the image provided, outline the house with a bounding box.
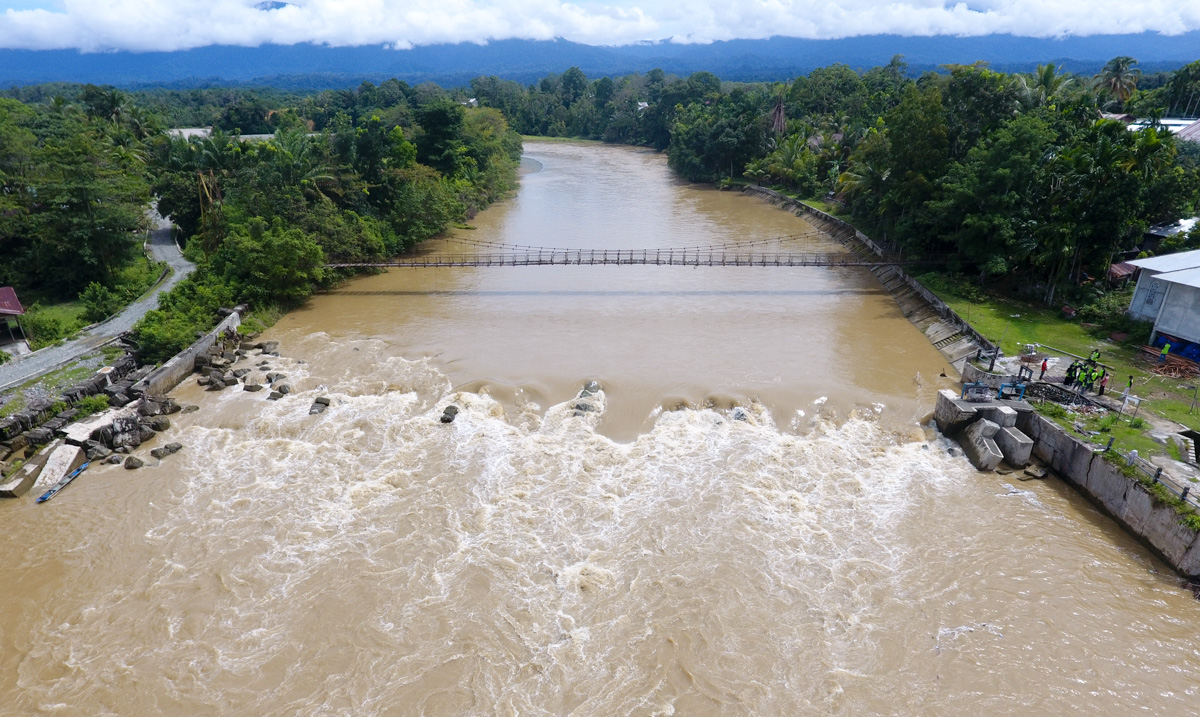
[1176,121,1200,145]
[0,287,27,356]
[1127,248,1200,350]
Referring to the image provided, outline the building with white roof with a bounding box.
[1127,248,1200,350]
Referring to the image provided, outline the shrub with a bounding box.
[0,350,9,366]
[1036,401,1069,419]
[915,272,989,303]
[80,282,123,323]
[21,305,71,350]
[1129,417,1147,429]
[75,395,110,418]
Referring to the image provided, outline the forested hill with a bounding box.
[3,33,1200,88]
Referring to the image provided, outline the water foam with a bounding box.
[14,351,963,715]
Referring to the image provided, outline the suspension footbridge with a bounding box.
[323,231,937,269]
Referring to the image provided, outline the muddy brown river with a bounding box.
[3,142,1200,715]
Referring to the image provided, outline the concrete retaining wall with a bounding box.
[135,312,240,397]
[741,187,995,359]
[1015,410,1200,578]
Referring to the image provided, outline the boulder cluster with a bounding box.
[0,352,150,462]
[194,333,293,402]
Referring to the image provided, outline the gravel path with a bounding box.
[0,215,194,392]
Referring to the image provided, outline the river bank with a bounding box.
[5,140,1200,714]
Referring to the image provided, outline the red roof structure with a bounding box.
[0,287,25,316]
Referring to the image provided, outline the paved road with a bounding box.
[0,215,194,392]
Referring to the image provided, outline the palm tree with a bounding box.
[1015,64,1075,109]
[769,87,787,135]
[1094,56,1140,105]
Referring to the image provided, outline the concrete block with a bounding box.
[32,444,85,491]
[934,389,977,435]
[61,404,139,447]
[976,405,1018,428]
[0,440,60,498]
[962,418,1003,471]
[995,426,1033,467]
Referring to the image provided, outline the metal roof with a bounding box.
[1108,261,1137,279]
[1147,217,1199,238]
[1177,120,1200,144]
[0,287,24,316]
[1156,266,1200,290]
[1127,247,1200,273]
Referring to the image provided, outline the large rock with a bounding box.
[994,426,1034,467]
[934,389,977,435]
[124,456,144,470]
[150,443,182,460]
[961,418,1003,471]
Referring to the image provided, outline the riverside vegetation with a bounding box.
[2,57,1198,375]
[1,85,521,361]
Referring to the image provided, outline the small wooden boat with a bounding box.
[36,462,90,504]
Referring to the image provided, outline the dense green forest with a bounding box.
[2,55,1199,361]
[460,57,1200,306]
[0,82,521,360]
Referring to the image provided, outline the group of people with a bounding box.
[1065,359,1109,394]
[1037,348,1137,399]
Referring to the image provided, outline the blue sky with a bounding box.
[1,1,1198,52]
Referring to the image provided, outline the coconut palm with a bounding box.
[1093,56,1140,105]
[1015,64,1075,109]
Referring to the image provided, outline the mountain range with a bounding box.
[2,33,1198,89]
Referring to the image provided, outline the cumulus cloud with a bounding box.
[0,0,1197,52]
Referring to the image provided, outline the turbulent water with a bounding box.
[3,142,1200,715]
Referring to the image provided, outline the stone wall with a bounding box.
[1015,410,1200,578]
[135,311,241,397]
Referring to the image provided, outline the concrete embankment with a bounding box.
[133,311,241,397]
[936,389,1200,578]
[741,186,991,371]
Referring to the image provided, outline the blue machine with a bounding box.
[998,382,1027,401]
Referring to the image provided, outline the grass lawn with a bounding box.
[1035,401,1174,460]
[116,254,165,299]
[926,281,1199,434]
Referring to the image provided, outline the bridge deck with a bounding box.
[325,250,919,269]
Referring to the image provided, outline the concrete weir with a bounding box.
[936,389,1200,579]
[934,389,1034,470]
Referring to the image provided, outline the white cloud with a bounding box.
[0,0,1197,52]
